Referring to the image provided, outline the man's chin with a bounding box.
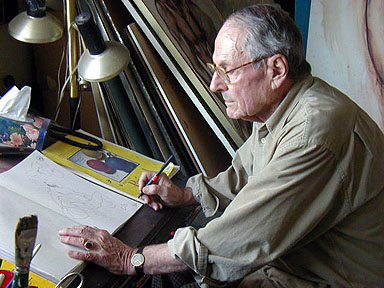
[226,109,241,120]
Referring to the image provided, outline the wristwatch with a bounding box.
[131,247,145,276]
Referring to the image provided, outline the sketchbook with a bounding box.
[0,151,143,284]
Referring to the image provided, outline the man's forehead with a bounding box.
[214,24,245,62]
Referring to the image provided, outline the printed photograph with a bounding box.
[68,149,139,182]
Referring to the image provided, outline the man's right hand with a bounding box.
[138,171,196,210]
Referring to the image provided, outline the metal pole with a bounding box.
[66,0,81,129]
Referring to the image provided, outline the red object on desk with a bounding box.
[0,270,14,288]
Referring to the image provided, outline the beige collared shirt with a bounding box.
[168,76,384,287]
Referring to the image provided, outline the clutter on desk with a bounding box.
[0,151,142,283]
[0,86,102,155]
[0,86,31,123]
[0,214,85,288]
[12,215,38,288]
[0,216,51,288]
[0,86,50,155]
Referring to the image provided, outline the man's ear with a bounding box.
[267,54,289,89]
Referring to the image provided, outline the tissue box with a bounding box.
[0,114,50,155]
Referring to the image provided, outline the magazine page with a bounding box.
[42,131,179,199]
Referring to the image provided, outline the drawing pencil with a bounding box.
[139,155,174,198]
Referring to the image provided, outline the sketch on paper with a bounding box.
[0,151,142,283]
[1,151,142,230]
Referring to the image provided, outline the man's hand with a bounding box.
[59,225,135,275]
[138,171,196,211]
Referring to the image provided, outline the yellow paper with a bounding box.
[42,132,177,199]
[0,258,55,288]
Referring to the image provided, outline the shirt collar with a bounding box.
[263,75,314,137]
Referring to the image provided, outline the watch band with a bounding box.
[131,246,145,276]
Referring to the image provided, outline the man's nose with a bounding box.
[209,72,228,92]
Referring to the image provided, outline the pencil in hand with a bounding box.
[138,155,174,198]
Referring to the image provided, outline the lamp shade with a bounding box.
[77,41,130,82]
[8,0,63,44]
[75,12,130,82]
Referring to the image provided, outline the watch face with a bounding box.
[131,253,145,267]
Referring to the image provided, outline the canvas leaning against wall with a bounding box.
[307,0,384,131]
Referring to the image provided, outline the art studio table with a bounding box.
[1,154,198,288]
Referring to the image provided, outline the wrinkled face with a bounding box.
[210,22,274,122]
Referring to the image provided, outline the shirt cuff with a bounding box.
[167,227,228,287]
[167,226,208,276]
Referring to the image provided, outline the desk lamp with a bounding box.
[8,0,63,44]
[75,11,130,82]
[8,0,131,129]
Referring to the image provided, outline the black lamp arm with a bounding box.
[26,0,46,17]
[75,11,106,55]
[77,0,91,14]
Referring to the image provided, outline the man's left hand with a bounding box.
[59,225,135,275]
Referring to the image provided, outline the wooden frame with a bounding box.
[126,23,232,176]
[120,0,252,156]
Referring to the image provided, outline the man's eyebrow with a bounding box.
[215,59,230,67]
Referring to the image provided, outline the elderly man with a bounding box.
[59,4,384,287]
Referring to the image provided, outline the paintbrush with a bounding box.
[11,215,38,288]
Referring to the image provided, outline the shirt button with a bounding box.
[260,138,266,144]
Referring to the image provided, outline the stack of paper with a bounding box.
[0,151,142,283]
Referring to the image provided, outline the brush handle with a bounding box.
[11,271,29,288]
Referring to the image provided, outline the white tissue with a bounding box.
[0,85,33,122]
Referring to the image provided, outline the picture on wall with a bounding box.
[307,0,384,131]
[122,0,276,155]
